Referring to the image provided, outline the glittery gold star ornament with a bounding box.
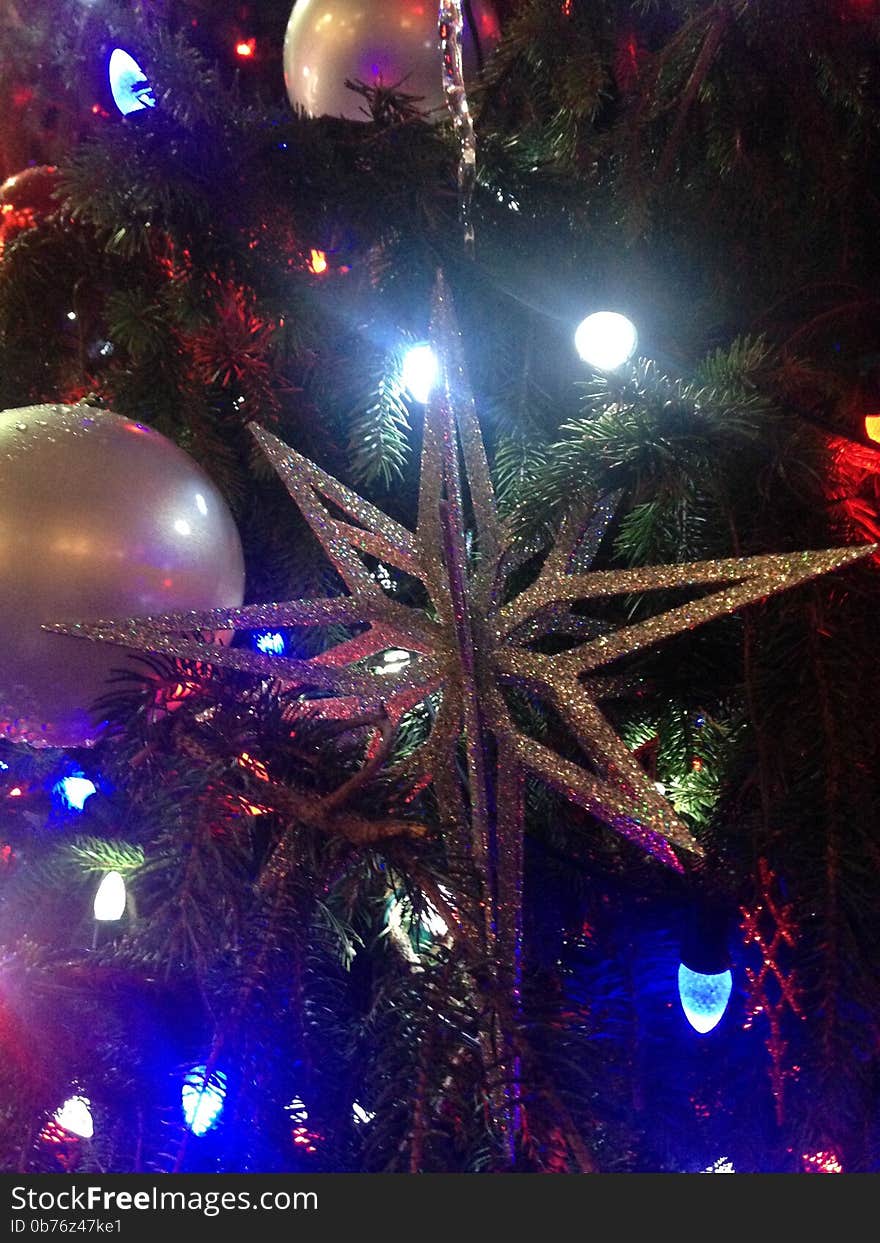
[48,276,875,973]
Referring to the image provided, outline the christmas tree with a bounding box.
[1,0,879,1175]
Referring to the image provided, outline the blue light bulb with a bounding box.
[54,775,97,812]
[255,631,286,655]
[182,1065,227,1135]
[108,49,156,117]
[677,963,732,1033]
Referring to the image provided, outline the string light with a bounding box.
[701,1157,735,1173]
[108,49,156,116]
[255,631,286,655]
[372,563,395,593]
[677,963,732,1034]
[678,902,732,1033]
[182,1065,227,1135]
[54,774,97,812]
[401,344,438,404]
[235,39,256,58]
[574,311,638,371]
[286,1096,309,1123]
[238,752,270,782]
[865,414,880,444]
[375,649,411,675]
[802,1150,842,1174]
[286,1096,319,1153]
[308,249,328,275]
[52,1096,94,1140]
[93,871,126,921]
[352,1101,376,1125]
[235,752,271,816]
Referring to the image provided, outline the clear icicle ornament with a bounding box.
[439,0,477,249]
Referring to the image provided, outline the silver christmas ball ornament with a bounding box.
[0,404,245,747]
[283,0,501,121]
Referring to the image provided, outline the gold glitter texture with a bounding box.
[46,276,876,915]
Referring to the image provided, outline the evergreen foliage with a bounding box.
[0,0,879,1173]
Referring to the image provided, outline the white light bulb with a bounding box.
[93,871,126,922]
[702,1157,736,1173]
[401,344,438,404]
[574,311,638,371]
[377,648,411,675]
[352,1101,376,1125]
[53,1096,94,1140]
[286,1095,309,1122]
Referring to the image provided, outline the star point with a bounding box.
[44,282,877,898]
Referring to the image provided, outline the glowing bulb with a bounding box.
[235,39,256,58]
[401,344,438,404]
[182,1065,227,1135]
[286,1095,309,1122]
[255,631,286,655]
[308,249,328,275]
[352,1101,376,1125]
[108,49,156,117]
[865,414,880,444]
[702,1157,735,1173]
[574,311,638,371]
[377,648,411,674]
[285,1096,319,1153]
[677,963,732,1033]
[237,752,269,783]
[802,1149,842,1174]
[53,1096,94,1140]
[93,871,126,921]
[54,774,97,811]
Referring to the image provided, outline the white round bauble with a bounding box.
[0,404,245,748]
